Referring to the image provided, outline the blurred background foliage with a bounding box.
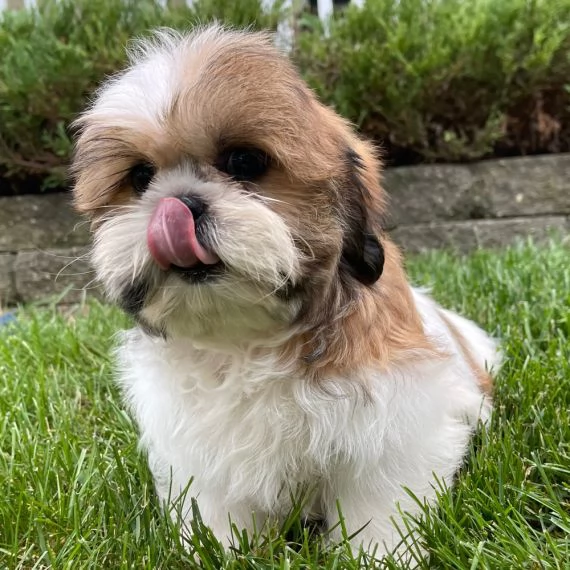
[0,0,568,193]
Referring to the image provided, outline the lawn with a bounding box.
[1,240,569,569]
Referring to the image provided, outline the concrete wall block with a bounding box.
[0,253,17,305]
[0,193,89,252]
[13,247,102,304]
[385,154,570,226]
[391,216,569,253]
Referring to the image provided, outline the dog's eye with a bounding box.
[217,148,268,181]
[130,163,155,194]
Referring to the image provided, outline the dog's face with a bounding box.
[72,26,385,343]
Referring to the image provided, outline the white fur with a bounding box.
[81,26,272,131]
[117,288,499,560]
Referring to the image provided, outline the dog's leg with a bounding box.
[177,493,264,550]
[153,470,263,551]
[324,476,409,556]
[323,417,469,566]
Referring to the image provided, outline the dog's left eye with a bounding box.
[130,163,155,194]
[217,148,269,181]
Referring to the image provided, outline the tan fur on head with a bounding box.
[72,24,434,372]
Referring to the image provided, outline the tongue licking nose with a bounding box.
[147,197,220,270]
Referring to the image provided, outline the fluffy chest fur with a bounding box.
[116,289,494,523]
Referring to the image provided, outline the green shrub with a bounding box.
[0,0,569,192]
[0,0,281,192]
[295,0,570,164]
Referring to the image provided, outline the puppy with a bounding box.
[72,25,500,561]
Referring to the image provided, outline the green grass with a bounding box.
[1,240,569,569]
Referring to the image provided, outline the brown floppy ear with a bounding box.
[339,148,385,286]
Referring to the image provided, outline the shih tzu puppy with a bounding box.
[72,25,500,561]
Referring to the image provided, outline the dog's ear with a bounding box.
[339,149,385,286]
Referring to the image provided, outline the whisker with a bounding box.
[51,270,96,277]
[39,250,91,261]
[54,255,95,283]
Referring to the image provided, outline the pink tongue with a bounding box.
[147,197,220,270]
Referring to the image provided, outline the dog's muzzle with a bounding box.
[147,196,220,270]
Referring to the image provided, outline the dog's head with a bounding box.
[72,26,386,344]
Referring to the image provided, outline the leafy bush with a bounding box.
[0,0,569,193]
[0,0,281,193]
[296,0,570,165]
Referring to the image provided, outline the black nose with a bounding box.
[178,195,206,221]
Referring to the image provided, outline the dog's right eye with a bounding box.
[130,163,155,194]
[216,148,269,181]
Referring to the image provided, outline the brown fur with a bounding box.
[439,311,494,395]
[281,240,440,381]
[73,28,439,379]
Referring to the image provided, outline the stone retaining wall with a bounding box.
[385,153,570,250]
[0,194,95,305]
[1,154,568,305]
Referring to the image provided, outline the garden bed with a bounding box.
[1,0,570,193]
